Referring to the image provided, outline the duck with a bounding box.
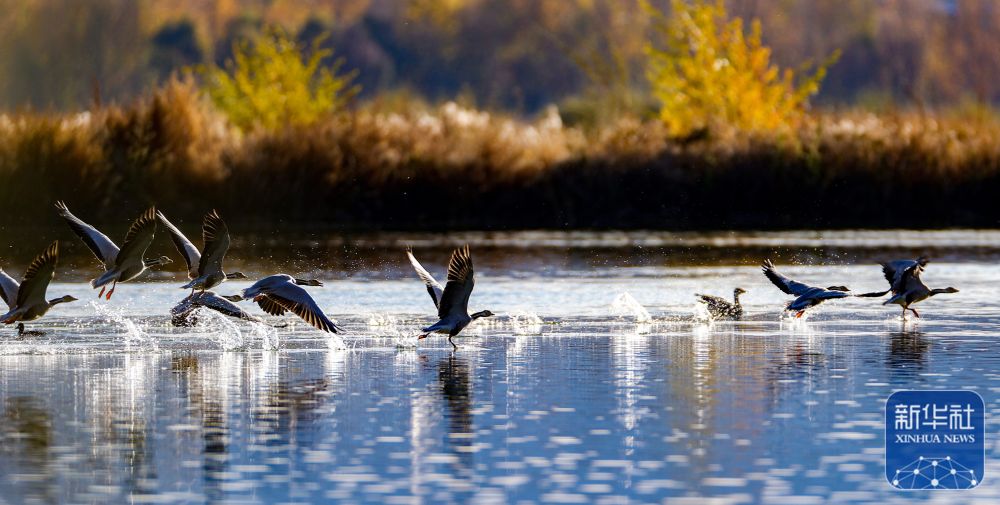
[695,288,746,320]
[170,291,264,326]
[56,201,170,299]
[762,259,851,318]
[413,245,494,350]
[157,210,247,293]
[228,275,339,332]
[0,242,78,336]
[858,257,959,319]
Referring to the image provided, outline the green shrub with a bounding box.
[200,28,359,131]
[643,0,838,137]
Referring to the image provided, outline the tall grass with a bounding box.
[2,80,1000,230]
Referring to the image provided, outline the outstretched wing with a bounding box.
[407,248,444,309]
[16,242,58,308]
[0,269,20,310]
[197,210,231,277]
[115,207,158,269]
[55,201,119,268]
[263,283,341,333]
[157,211,201,279]
[437,245,475,319]
[255,295,289,316]
[761,259,815,296]
[696,294,728,306]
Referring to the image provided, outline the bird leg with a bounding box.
[17,323,24,336]
[105,281,117,300]
[795,310,805,318]
[448,335,458,351]
[910,308,921,318]
[417,334,429,340]
[98,286,106,298]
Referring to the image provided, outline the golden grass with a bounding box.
[2,81,1000,229]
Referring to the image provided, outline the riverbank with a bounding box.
[2,83,998,230]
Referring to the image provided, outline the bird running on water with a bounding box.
[0,242,77,336]
[56,201,170,299]
[412,245,494,351]
[857,257,959,319]
[762,259,851,318]
[157,210,247,293]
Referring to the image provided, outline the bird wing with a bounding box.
[55,201,119,268]
[16,242,58,308]
[761,259,814,296]
[881,259,925,294]
[406,248,444,309]
[0,269,20,310]
[115,207,158,269]
[696,294,729,307]
[264,283,340,333]
[437,245,475,319]
[255,294,289,316]
[157,211,201,279]
[815,289,850,300]
[197,210,230,277]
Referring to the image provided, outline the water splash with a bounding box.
[249,321,280,351]
[508,310,544,335]
[611,292,652,323]
[186,307,246,351]
[90,301,157,350]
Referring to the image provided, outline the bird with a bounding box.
[1,242,78,336]
[762,259,851,318]
[157,210,247,293]
[857,257,959,319]
[228,275,339,332]
[695,288,746,320]
[413,245,494,350]
[55,201,170,299]
[170,291,264,326]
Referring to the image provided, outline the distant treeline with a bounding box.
[3,0,1000,112]
[1,81,999,231]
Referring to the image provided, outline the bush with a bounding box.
[199,28,359,131]
[643,0,838,137]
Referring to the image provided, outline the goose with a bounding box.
[762,259,850,318]
[695,288,746,320]
[56,201,170,299]
[857,257,959,318]
[170,291,264,326]
[229,275,339,332]
[157,210,247,293]
[414,245,494,350]
[1,242,77,336]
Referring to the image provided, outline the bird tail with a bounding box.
[90,270,117,289]
[854,289,890,298]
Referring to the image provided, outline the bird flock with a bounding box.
[1,201,959,348]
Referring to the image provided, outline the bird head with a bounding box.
[472,310,494,319]
[734,288,747,296]
[827,286,850,292]
[227,272,248,280]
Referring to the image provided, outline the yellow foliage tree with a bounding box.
[643,0,838,136]
[200,28,359,131]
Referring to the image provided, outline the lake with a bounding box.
[1,230,999,504]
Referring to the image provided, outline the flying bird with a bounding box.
[229,275,338,332]
[857,257,959,319]
[56,201,170,299]
[157,210,247,293]
[413,245,494,350]
[762,259,850,318]
[170,290,264,326]
[1,242,77,336]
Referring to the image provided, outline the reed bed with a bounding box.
[2,81,999,230]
